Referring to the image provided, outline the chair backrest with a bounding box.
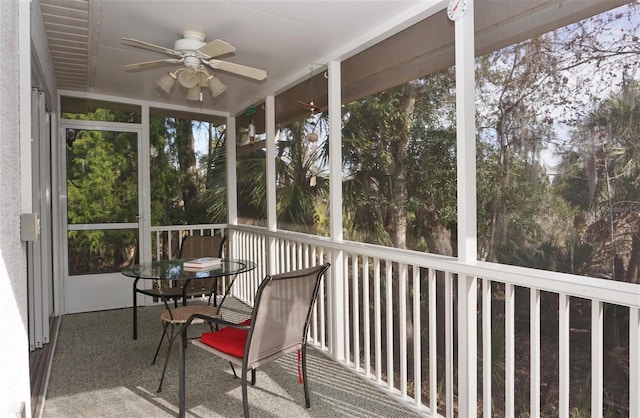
[178,235,227,293]
[179,235,226,259]
[244,263,330,367]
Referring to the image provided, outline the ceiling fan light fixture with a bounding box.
[124,33,266,102]
[177,67,199,88]
[207,75,227,97]
[186,85,202,101]
[155,71,177,94]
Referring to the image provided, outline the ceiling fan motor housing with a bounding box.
[174,31,206,52]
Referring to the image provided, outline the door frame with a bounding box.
[59,119,150,313]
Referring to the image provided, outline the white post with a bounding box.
[139,105,151,263]
[226,115,238,258]
[328,60,345,361]
[265,95,277,274]
[454,0,477,416]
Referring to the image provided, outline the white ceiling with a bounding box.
[37,0,442,116]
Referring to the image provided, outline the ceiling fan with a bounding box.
[123,31,267,101]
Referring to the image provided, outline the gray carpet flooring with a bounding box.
[43,298,423,418]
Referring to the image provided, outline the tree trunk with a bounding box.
[626,229,640,283]
[390,84,415,250]
[415,207,453,256]
[176,118,198,219]
[487,122,509,262]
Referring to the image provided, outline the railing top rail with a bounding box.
[150,224,227,233]
[229,224,640,308]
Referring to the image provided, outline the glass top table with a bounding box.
[121,258,256,281]
[122,258,256,339]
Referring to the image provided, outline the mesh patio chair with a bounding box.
[178,263,331,418]
[174,234,228,305]
[132,235,226,339]
[149,235,227,392]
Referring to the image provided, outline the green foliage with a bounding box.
[553,79,640,281]
[66,123,139,273]
[149,115,228,226]
[276,118,329,234]
[341,71,457,252]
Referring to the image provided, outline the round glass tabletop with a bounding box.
[121,258,256,281]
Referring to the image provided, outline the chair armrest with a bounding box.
[181,313,251,332]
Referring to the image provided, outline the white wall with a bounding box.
[0,0,32,415]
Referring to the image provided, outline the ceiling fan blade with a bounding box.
[207,59,267,80]
[125,58,183,70]
[297,100,321,111]
[122,37,182,58]
[198,39,236,58]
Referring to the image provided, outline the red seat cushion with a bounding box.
[200,319,251,358]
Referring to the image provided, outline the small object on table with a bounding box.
[183,257,222,269]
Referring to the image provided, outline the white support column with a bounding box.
[139,105,151,263]
[226,115,237,226]
[265,95,277,274]
[226,115,238,258]
[328,60,345,361]
[454,1,477,416]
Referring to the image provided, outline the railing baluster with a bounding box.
[168,232,174,259]
[429,268,437,416]
[445,271,453,417]
[386,260,394,392]
[374,258,382,384]
[154,230,160,260]
[530,288,540,417]
[344,254,351,364]
[242,231,249,302]
[399,262,408,398]
[629,307,639,417]
[505,283,515,417]
[353,254,360,371]
[559,293,570,417]
[591,299,603,417]
[483,278,492,418]
[363,256,371,378]
[319,247,326,349]
[412,265,421,408]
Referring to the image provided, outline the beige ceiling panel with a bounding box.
[44,31,87,43]
[40,3,88,20]
[41,14,88,27]
[43,23,88,37]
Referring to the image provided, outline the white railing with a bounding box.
[151,223,640,417]
[149,224,228,260]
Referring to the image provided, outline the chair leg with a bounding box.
[302,346,310,408]
[157,324,178,393]
[229,362,238,378]
[151,322,169,365]
[242,366,250,418]
[132,279,140,340]
[251,369,256,386]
